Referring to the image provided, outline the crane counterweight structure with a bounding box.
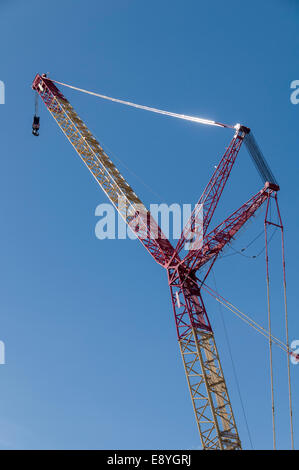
[32,73,281,450]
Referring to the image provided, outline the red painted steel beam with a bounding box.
[184,183,273,273]
[170,125,249,264]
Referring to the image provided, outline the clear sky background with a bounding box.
[0,0,298,450]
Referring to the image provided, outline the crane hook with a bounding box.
[32,92,40,136]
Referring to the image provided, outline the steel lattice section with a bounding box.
[172,127,248,262]
[32,74,176,267]
[168,267,241,449]
[32,73,280,450]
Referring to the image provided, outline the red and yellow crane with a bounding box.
[32,73,291,450]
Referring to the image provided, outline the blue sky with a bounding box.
[0,0,298,450]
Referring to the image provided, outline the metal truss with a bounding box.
[32,73,280,450]
[32,74,176,267]
[168,267,241,449]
